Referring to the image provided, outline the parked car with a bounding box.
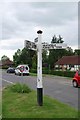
[15,65,29,76]
[7,67,15,73]
[72,70,80,87]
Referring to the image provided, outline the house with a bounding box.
[55,55,80,71]
[0,59,14,68]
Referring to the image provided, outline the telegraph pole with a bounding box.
[37,30,43,106]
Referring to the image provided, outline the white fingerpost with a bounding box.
[24,31,68,106]
[37,30,43,106]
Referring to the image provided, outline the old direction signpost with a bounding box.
[25,30,68,106]
[25,40,67,50]
[37,30,43,106]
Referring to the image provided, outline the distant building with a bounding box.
[0,59,14,68]
[55,55,80,71]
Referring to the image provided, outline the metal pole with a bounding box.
[37,30,43,106]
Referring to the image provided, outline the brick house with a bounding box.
[0,59,14,68]
[55,55,80,71]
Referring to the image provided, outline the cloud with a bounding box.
[1,2,78,40]
[0,49,16,60]
[2,0,79,2]
[0,39,24,50]
[0,1,78,60]
[12,2,77,26]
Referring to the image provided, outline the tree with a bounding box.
[48,35,73,69]
[13,48,36,67]
[74,49,80,55]
[57,35,64,43]
[42,49,48,67]
[51,35,64,44]
[21,48,36,68]
[13,49,22,66]
[32,54,37,69]
[51,35,57,43]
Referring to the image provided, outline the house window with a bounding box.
[69,65,74,68]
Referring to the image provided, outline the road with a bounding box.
[1,70,78,109]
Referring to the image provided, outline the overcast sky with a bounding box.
[0,0,79,60]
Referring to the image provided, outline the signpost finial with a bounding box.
[37,30,43,34]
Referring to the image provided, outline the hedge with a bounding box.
[30,69,75,78]
[49,70,75,78]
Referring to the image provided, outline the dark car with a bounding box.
[7,67,15,73]
[72,70,80,87]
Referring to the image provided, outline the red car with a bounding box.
[72,70,80,87]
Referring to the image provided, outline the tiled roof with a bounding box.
[55,55,80,65]
[1,59,14,66]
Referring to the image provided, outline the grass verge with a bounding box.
[2,84,78,118]
[30,73,46,77]
[30,72,72,80]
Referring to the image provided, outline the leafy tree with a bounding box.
[51,35,64,44]
[13,49,22,66]
[57,35,64,43]
[42,49,48,67]
[23,48,36,68]
[32,54,37,69]
[13,48,36,68]
[51,35,57,43]
[74,49,80,55]
[48,35,73,69]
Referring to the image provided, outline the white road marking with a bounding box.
[2,79,15,85]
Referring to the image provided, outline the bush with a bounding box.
[2,65,9,69]
[9,83,32,93]
[30,68,75,78]
[30,69,37,73]
[42,68,50,74]
[49,70,75,78]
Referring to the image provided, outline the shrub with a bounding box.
[2,65,9,69]
[30,69,37,73]
[9,83,32,93]
[30,68,75,78]
[50,70,75,78]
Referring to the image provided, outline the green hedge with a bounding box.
[2,66,9,69]
[50,70,75,78]
[30,69,37,73]
[30,69,75,78]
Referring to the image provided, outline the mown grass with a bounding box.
[30,72,46,77]
[2,84,79,119]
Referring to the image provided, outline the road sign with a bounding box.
[42,42,67,50]
[34,37,38,43]
[25,32,68,106]
[25,40,36,50]
[25,40,67,50]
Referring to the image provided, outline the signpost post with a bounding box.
[37,30,43,106]
[24,30,68,106]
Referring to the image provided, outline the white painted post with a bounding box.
[37,30,43,106]
[24,32,68,106]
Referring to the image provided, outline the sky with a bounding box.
[0,0,79,60]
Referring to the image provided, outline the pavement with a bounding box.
[1,70,79,109]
